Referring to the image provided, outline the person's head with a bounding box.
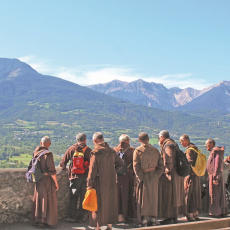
[119,134,130,144]
[139,132,149,144]
[41,136,51,149]
[76,133,87,144]
[92,132,104,145]
[179,134,190,148]
[205,139,215,151]
[158,130,169,146]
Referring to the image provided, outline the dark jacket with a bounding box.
[60,142,92,180]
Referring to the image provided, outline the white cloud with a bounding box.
[17,55,210,90]
[18,55,52,73]
[77,67,141,85]
[48,66,140,86]
[55,67,209,90]
[145,73,210,90]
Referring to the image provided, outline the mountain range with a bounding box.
[89,79,230,113]
[0,58,229,156]
[0,58,202,132]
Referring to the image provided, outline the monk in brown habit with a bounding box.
[133,132,164,227]
[158,130,186,225]
[180,134,202,221]
[87,132,124,230]
[31,136,59,228]
[113,134,135,223]
[206,138,227,217]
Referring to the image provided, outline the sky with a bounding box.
[0,0,229,89]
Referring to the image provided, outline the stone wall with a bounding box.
[0,164,230,224]
[0,167,69,224]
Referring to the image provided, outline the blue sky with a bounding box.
[0,0,229,89]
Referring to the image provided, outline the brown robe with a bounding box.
[133,143,164,217]
[114,142,136,218]
[207,146,227,216]
[87,142,124,227]
[30,146,58,226]
[184,143,202,214]
[158,138,186,218]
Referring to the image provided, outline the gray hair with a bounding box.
[76,133,86,143]
[41,136,51,145]
[119,134,130,142]
[92,132,104,141]
[159,130,170,139]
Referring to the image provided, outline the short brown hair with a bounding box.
[139,132,149,142]
[180,134,190,141]
[207,138,216,146]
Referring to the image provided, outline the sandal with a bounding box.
[133,223,142,228]
[147,221,157,226]
[133,223,147,228]
[160,218,173,225]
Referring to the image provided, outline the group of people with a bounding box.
[30,130,229,229]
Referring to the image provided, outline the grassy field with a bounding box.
[149,137,158,145]
[8,153,63,167]
[9,153,32,165]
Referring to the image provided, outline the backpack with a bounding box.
[188,147,207,176]
[164,144,190,177]
[26,150,49,183]
[71,146,89,174]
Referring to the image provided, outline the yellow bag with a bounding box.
[188,147,207,177]
[82,188,98,211]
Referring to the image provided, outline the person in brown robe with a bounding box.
[205,138,227,217]
[180,134,202,221]
[113,134,135,223]
[31,136,59,227]
[133,132,164,227]
[158,130,186,225]
[87,132,124,230]
[60,133,91,223]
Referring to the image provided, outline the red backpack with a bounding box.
[71,146,89,174]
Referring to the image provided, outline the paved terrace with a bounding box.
[1,215,230,230]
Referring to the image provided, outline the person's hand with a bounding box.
[55,183,59,191]
[213,179,219,186]
[92,211,97,220]
[164,167,169,174]
[138,179,142,183]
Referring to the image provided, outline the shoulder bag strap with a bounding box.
[188,147,199,155]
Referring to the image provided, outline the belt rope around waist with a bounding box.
[143,167,156,172]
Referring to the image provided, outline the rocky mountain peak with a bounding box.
[0,58,39,81]
[88,79,230,113]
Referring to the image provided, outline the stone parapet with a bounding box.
[0,167,69,224]
[0,164,230,224]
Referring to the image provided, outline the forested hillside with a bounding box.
[0,58,229,168]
